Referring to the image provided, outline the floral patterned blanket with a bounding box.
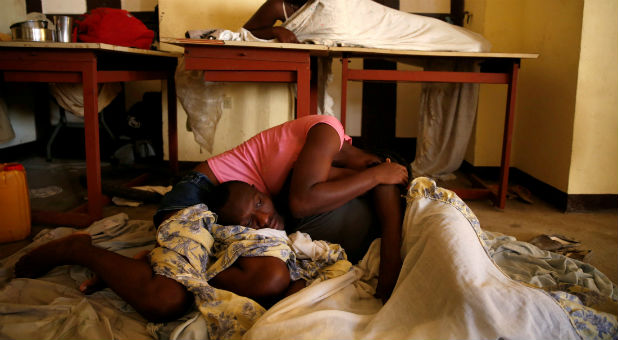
[149,204,351,339]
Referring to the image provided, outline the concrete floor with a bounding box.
[2,157,616,284]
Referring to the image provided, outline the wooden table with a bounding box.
[332,47,538,208]
[162,38,328,117]
[161,38,537,209]
[0,42,180,227]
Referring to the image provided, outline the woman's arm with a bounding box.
[244,0,299,43]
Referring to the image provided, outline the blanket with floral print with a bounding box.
[149,204,351,339]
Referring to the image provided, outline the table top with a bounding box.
[161,37,329,52]
[160,37,538,60]
[0,41,181,58]
[329,46,538,59]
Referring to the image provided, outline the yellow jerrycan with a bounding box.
[0,163,31,243]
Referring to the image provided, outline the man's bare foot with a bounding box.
[14,233,93,278]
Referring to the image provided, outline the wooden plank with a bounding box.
[185,58,305,71]
[161,37,329,52]
[330,46,539,59]
[97,70,169,82]
[186,45,308,63]
[203,70,296,82]
[347,69,510,84]
[3,71,81,83]
[0,41,181,57]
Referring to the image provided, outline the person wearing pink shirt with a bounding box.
[157,115,407,299]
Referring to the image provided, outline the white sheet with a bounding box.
[243,178,582,339]
[283,0,490,52]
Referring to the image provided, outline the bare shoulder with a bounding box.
[304,123,341,152]
[261,0,287,19]
[244,0,287,29]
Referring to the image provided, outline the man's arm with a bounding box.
[288,124,408,218]
[243,0,300,43]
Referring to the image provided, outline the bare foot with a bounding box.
[14,233,93,278]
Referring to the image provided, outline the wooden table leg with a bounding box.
[340,57,349,131]
[296,62,311,118]
[310,56,318,115]
[81,56,103,221]
[496,61,520,209]
[167,72,178,174]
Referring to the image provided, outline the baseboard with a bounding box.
[461,162,618,212]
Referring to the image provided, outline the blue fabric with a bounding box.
[154,171,215,226]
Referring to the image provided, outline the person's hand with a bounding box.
[272,27,300,43]
[368,158,408,186]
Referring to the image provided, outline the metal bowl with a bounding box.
[10,20,48,29]
[11,26,56,42]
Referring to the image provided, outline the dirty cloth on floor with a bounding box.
[0,178,616,339]
[484,230,616,315]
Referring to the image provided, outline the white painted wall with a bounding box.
[41,0,86,14]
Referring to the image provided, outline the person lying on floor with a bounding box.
[13,180,349,325]
[154,114,408,303]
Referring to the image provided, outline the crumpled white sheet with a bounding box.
[49,82,122,117]
[185,28,257,41]
[282,0,490,51]
[175,57,225,153]
[410,60,481,179]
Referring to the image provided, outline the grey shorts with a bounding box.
[286,197,380,263]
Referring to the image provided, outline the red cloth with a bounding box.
[77,8,154,49]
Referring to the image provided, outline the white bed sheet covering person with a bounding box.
[242,177,616,340]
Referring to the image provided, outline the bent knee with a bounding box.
[142,276,192,322]
[242,256,291,297]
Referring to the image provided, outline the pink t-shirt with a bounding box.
[208,115,351,196]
